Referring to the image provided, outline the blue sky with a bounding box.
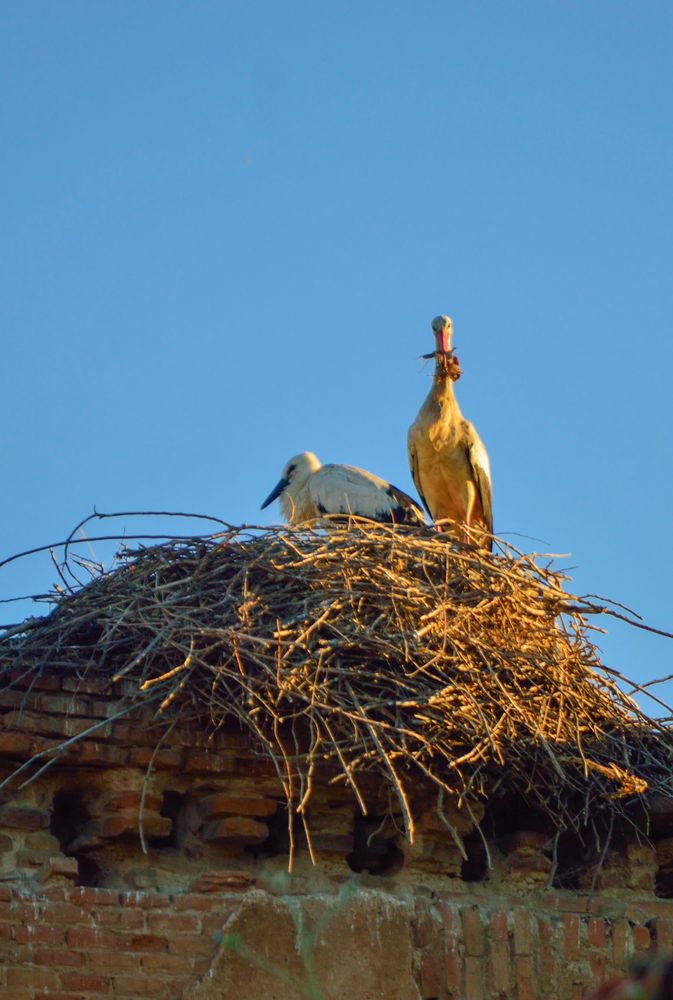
[2,3,672,710]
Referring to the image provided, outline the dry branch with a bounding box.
[1,517,672,851]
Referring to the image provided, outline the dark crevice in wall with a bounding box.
[76,855,102,887]
[249,803,289,859]
[150,789,187,849]
[461,833,488,882]
[50,786,100,887]
[347,816,404,876]
[655,866,673,898]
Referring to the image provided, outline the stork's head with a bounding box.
[429,315,462,381]
[431,315,453,354]
[260,452,321,514]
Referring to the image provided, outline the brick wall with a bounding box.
[0,881,671,999]
[1,670,673,998]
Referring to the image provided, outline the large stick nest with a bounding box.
[1,519,672,845]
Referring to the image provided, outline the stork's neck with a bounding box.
[431,368,463,415]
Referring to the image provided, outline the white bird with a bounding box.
[261,452,426,526]
[407,315,493,549]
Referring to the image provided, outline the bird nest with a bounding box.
[1,518,672,854]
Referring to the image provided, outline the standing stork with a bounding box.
[407,316,493,549]
[261,452,426,526]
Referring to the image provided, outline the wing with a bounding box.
[310,465,424,525]
[383,481,426,525]
[407,437,432,519]
[465,428,493,543]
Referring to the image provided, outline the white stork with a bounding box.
[260,452,426,526]
[407,315,493,549]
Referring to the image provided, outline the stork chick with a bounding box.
[261,452,425,526]
[408,315,493,549]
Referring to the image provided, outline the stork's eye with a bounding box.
[287,464,296,477]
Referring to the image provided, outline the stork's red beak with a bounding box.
[435,328,451,355]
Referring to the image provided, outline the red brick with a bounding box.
[142,953,194,974]
[538,918,557,982]
[588,917,606,948]
[16,850,78,879]
[42,902,91,926]
[10,900,45,923]
[34,948,86,967]
[147,912,200,934]
[655,917,673,950]
[184,750,236,773]
[98,790,160,812]
[0,805,48,829]
[590,952,607,981]
[42,886,68,901]
[123,933,168,953]
[420,948,439,997]
[3,710,93,738]
[0,886,12,901]
[0,730,32,754]
[168,935,217,957]
[0,942,33,964]
[505,850,553,879]
[513,909,532,955]
[16,924,65,945]
[6,966,60,989]
[34,993,89,1000]
[32,692,92,716]
[127,747,183,769]
[67,927,120,949]
[490,939,510,993]
[62,676,111,695]
[461,906,484,956]
[83,951,142,975]
[444,936,462,1000]
[113,976,179,996]
[515,956,535,1000]
[69,886,119,907]
[489,911,509,941]
[436,900,459,931]
[555,895,591,914]
[198,793,278,819]
[413,899,435,948]
[464,955,483,999]
[563,914,581,961]
[632,924,652,951]
[611,919,629,969]
[171,893,221,912]
[190,871,254,893]
[201,815,268,845]
[7,670,60,690]
[0,921,12,940]
[60,972,112,993]
[96,907,145,929]
[75,742,126,766]
[120,891,168,909]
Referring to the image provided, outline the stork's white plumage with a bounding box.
[408,316,493,549]
[261,452,425,526]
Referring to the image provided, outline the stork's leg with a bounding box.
[464,485,476,545]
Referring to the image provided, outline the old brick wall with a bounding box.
[1,671,673,998]
[0,881,671,999]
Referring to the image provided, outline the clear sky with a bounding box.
[2,3,672,710]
